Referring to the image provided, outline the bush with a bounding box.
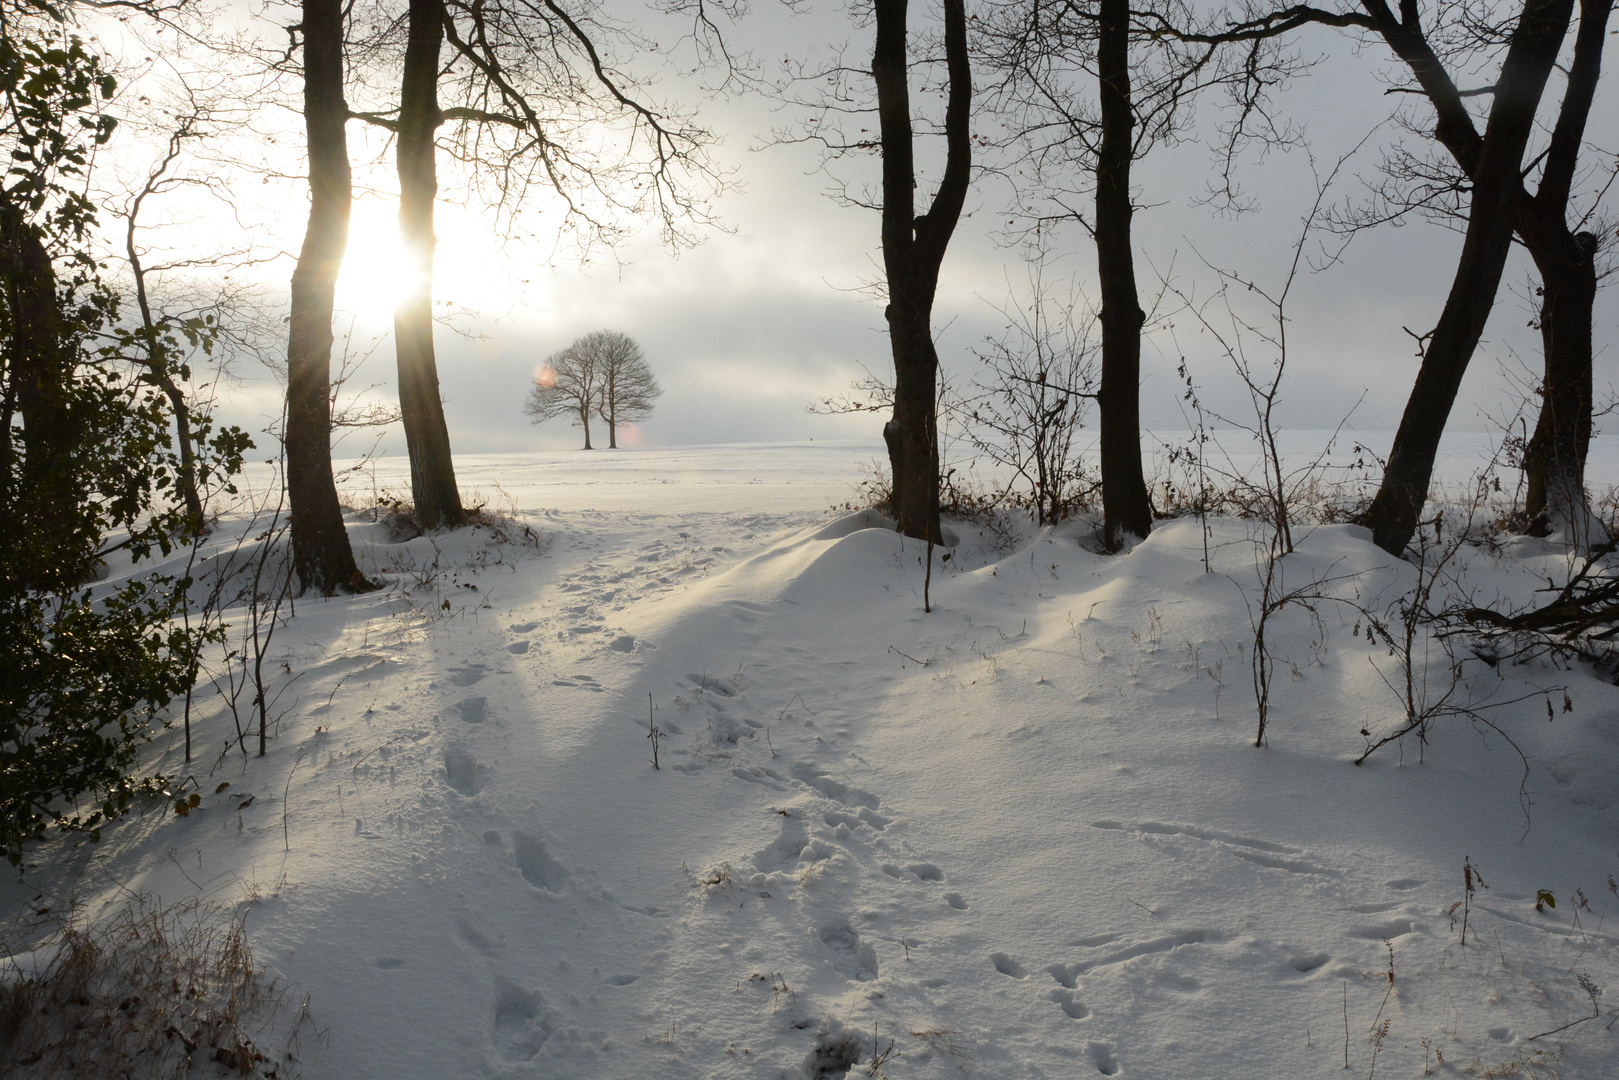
[0,899,313,1078]
[0,20,245,865]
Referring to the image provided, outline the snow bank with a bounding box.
[4,448,1617,1079]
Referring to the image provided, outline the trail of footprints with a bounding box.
[368,516,815,1065]
[423,532,1412,1072]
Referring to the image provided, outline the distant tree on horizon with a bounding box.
[526,331,661,449]
[589,331,663,449]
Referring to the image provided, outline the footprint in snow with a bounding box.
[456,916,501,956]
[1344,900,1402,914]
[1087,1041,1121,1075]
[1050,988,1089,1019]
[823,810,864,832]
[820,923,879,981]
[443,749,486,796]
[991,953,1027,978]
[510,621,539,633]
[1347,917,1416,940]
[456,697,486,724]
[788,763,880,810]
[492,978,553,1062]
[1286,951,1330,975]
[753,815,810,873]
[507,640,530,655]
[512,831,569,892]
[688,673,736,697]
[450,664,486,687]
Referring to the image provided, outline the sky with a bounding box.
[107,1,1619,463]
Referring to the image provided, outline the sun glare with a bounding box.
[335,199,508,322]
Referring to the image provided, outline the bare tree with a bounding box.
[285,0,369,595]
[957,263,1099,526]
[1354,0,1578,555]
[524,337,603,449]
[1150,0,1596,553]
[772,0,973,543]
[585,330,661,448]
[391,0,466,531]
[1359,0,1614,541]
[874,0,972,544]
[978,0,1333,549]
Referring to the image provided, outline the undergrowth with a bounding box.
[0,898,317,1078]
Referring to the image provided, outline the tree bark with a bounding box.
[1518,0,1609,532]
[3,207,70,498]
[1095,0,1154,547]
[1363,0,1575,555]
[1522,231,1598,530]
[126,210,204,528]
[874,0,971,544]
[287,0,367,595]
[395,0,466,530]
[580,403,593,449]
[0,198,86,587]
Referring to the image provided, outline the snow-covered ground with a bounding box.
[6,439,1619,1079]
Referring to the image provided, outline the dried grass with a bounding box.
[0,898,316,1078]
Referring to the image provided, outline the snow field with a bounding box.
[4,444,1618,1079]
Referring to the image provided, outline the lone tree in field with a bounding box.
[525,331,660,449]
[589,331,662,448]
[526,346,600,449]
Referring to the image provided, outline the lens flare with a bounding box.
[533,365,558,388]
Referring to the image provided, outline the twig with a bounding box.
[1526,974,1602,1040]
[924,538,934,613]
[776,692,814,723]
[283,748,306,852]
[352,733,412,772]
[648,693,661,770]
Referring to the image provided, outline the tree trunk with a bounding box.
[605,370,618,448]
[127,225,204,528]
[287,0,367,595]
[395,0,466,531]
[1359,0,1609,545]
[1094,0,1154,548]
[580,405,593,449]
[874,0,970,544]
[0,199,87,587]
[1523,230,1598,532]
[1363,0,1574,556]
[1518,0,1609,536]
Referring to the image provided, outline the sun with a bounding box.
[335,199,509,322]
[334,199,411,321]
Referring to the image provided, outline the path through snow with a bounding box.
[5,444,1619,1079]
